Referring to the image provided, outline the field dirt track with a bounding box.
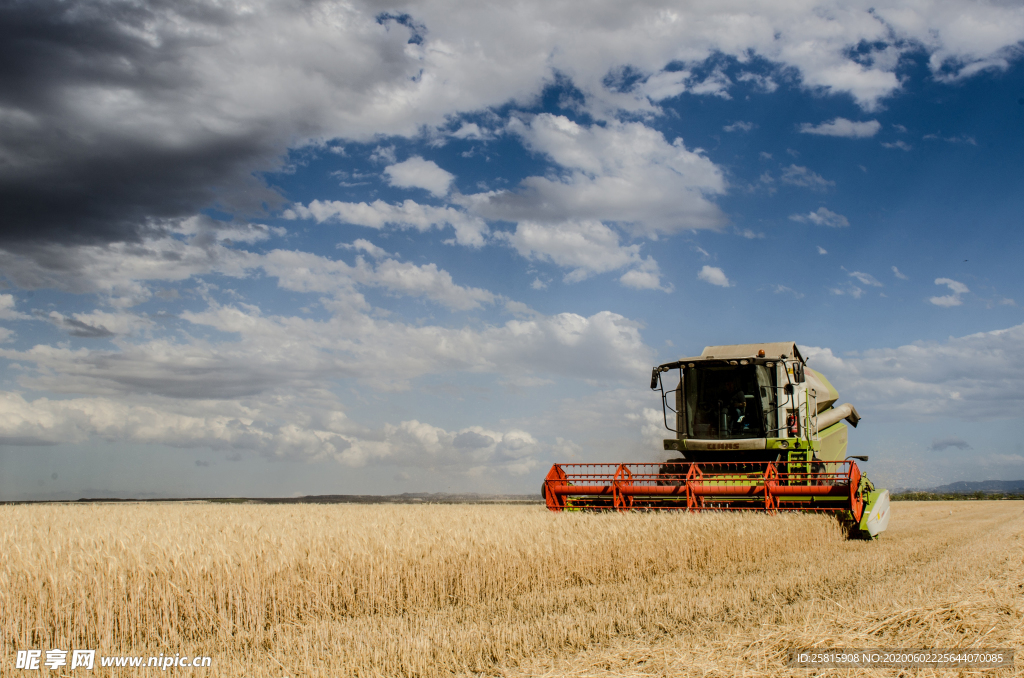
[1,501,1021,677]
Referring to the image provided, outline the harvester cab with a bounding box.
[653,342,857,465]
[543,341,891,539]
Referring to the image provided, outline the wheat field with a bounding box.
[1,501,1021,677]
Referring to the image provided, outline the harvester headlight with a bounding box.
[740,359,748,365]
[729,360,738,365]
[779,441,789,449]
[688,362,695,367]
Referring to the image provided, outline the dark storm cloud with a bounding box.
[0,0,424,248]
[27,352,301,398]
[930,436,972,452]
[0,0,286,246]
[58,316,116,338]
[35,310,116,337]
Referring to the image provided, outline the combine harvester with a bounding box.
[543,342,890,539]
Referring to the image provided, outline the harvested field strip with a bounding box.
[1,502,1021,677]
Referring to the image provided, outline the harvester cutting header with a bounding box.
[543,342,890,539]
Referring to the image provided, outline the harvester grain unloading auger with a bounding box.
[543,342,891,539]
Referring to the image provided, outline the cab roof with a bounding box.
[701,342,803,362]
[663,342,804,367]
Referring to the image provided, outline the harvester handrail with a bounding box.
[654,368,684,436]
[808,388,819,442]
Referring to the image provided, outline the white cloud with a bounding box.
[0,391,355,461]
[374,421,541,471]
[753,171,776,193]
[383,156,455,197]
[338,239,392,259]
[526,387,669,464]
[449,123,491,140]
[0,390,542,472]
[0,269,654,397]
[619,257,671,292]
[723,121,756,133]
[799,118,881,138]
[461,114,727,237]
[849,271,883,287]
[209,3,1018,121]
[365,259,497,310]
[882,140,913,151]
[736,72,778,93]
[697,265,731,287]
[830,284,864,298]
[0,227,495,313]
[790,207,849,227]
[780,165,835,190]
[0,294,29,320]
[801,322,1024,421]
[635,67,737,102]
[639,69,691,101]
[773,285,804,298]
[260,248,496,311]
[688,69,732,98]
[288,199,488,247]
[498,220,668,290]
[817,246,828,255]
[0,227,252,308]
[369,146,397,165]
[892,266,908,280]
[930,277,969,307]
[180,220,286,244]
[499,220,638,283]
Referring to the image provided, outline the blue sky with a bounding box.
[1,0,1023,499]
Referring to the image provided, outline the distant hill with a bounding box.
[928,480,1024,494]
